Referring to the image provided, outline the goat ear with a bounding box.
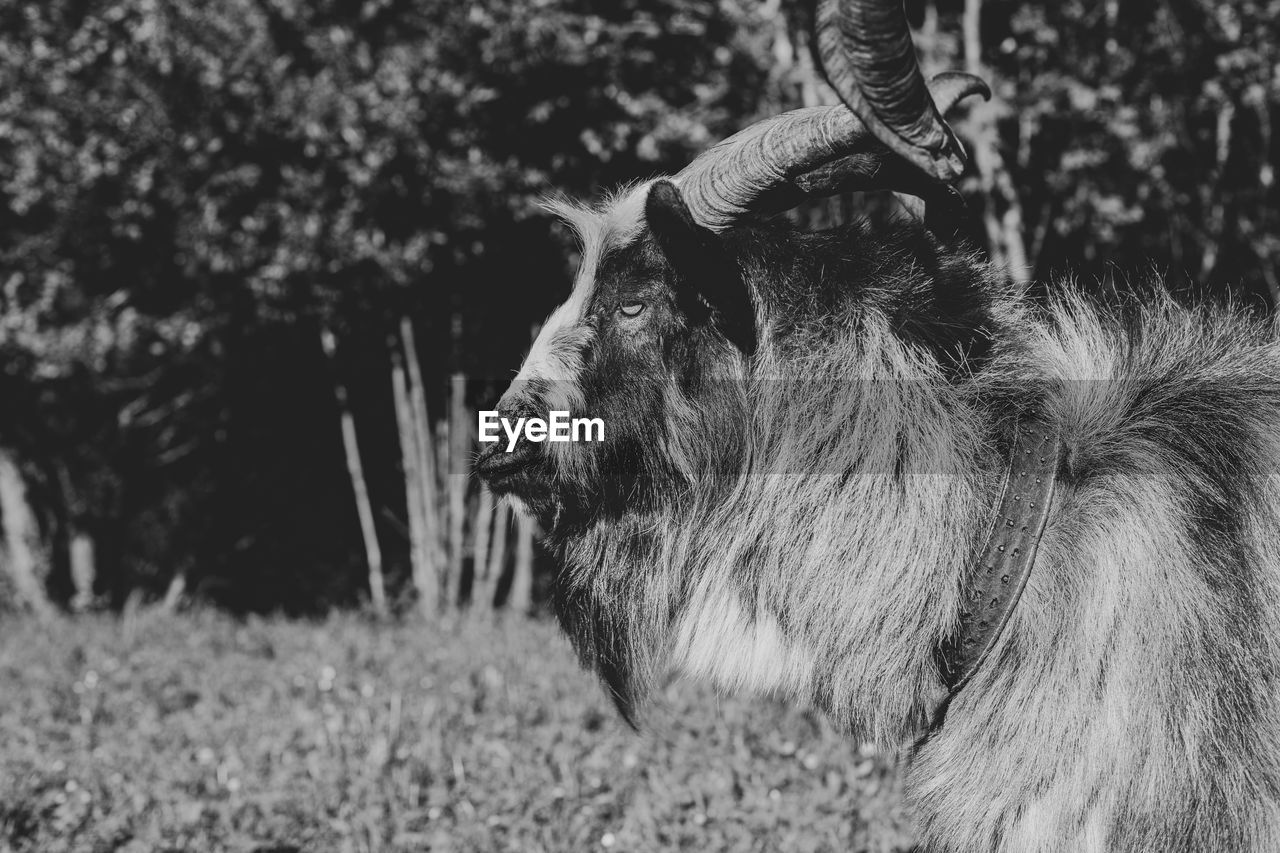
[645,180,756,356]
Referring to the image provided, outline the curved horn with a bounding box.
[673,73,987,232]
[814,0,971,182]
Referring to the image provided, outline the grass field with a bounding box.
[0,610,915,852]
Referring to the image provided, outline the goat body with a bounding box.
[477,182,1280,852]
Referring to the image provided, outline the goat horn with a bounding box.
[814,0,972,182]
[673,73,987,232]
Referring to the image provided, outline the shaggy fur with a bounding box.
[479,182,1280,852]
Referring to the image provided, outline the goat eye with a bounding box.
[618,302,646,318]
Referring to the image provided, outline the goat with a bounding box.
[477,1,1280,849]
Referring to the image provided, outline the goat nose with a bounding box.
[475,422,539,486]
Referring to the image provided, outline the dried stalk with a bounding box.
[392,342,435,614]
[445,373,468,608]
[400,318,444,610]
[471,486,494,605]
[320,327,387,617]
[0,449,54,619]
[483,499,510,611]
[509,510,534,613]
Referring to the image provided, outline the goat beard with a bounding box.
[538,376,752,723]
[549,517,681,726]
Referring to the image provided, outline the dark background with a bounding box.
[2,0,1277,613]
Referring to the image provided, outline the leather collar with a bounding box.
[936,415,1063,696]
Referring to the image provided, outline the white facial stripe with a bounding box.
[516,182,654,392]
[518,292,592,382]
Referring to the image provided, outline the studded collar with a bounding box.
[936,415,1063,700]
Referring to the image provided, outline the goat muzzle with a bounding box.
[476,428,540,492]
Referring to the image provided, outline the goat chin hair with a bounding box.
[523,205,1280,853]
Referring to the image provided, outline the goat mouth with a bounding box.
[476,448,538,492]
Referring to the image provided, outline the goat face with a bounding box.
[477,181,753,535]
[475,54,991,532]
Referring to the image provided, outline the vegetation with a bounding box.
[0,0,802,611]
[0,611,912,852]
[1,0,1276,613]
[0,1,1275,847]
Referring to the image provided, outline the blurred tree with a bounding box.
[0,448,54,617]
[0,0,1275,610]
[964,0,1280,302]
[0,0,785,609]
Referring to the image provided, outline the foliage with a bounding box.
[0,0,1276,607]
[0,0,782,341]
[0,611,912,851]
[0,0,786,606]
[978,0,1280,298]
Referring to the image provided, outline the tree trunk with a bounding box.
[0,449,54,618]
[161,568,187,612]
[400,317,444,608]
[321,327,387,617]
[57,464,95,611]
[962,0,1031,285]
[509,510,534,614]
[483,499,509,612]
[471,486,494,607]
[69,530,96,611]
[435,419,450,533]
[445,373,468,608]
[391,342,435,614]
